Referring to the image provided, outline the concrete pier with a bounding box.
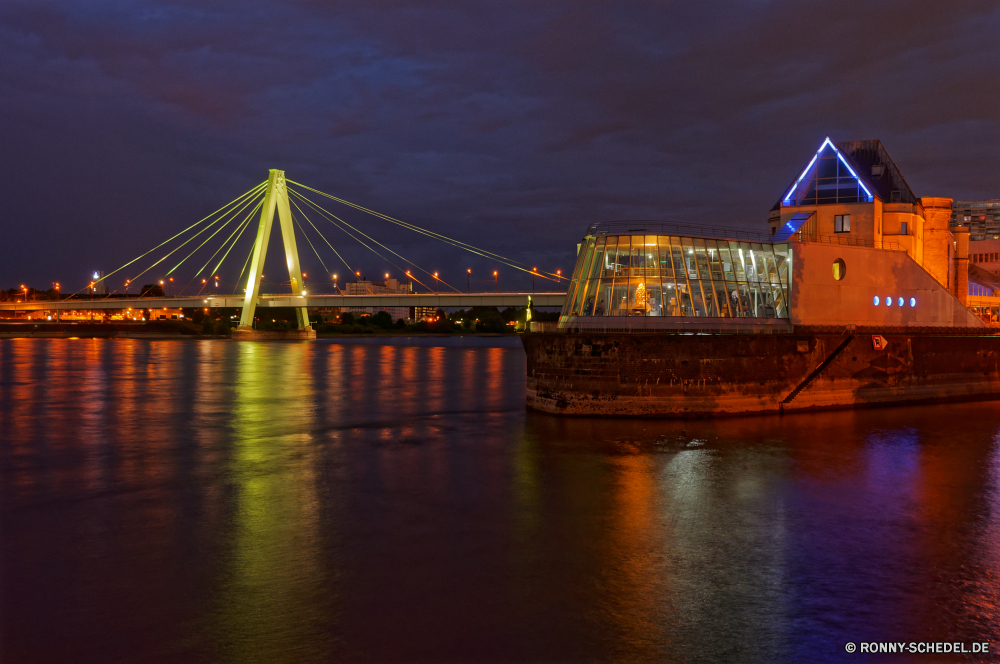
[522,329,1000,417]
[232,326,316,341]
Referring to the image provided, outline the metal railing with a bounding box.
[529,321,793,335]
[784,232,908,252]
[585,220,771,243]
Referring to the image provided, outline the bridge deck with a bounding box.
[0,292,567,312]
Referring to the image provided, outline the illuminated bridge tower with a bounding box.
[235,169,314,339]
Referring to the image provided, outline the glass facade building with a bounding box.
[561,228,790,320]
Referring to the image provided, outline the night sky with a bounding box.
[2,1,999,293]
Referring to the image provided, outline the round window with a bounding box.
[832,258,846,281]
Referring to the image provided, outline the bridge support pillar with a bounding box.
[235,169,313,339]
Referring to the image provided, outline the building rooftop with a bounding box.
[772,138,918,210]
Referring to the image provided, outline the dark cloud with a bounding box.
[2,0,999,291]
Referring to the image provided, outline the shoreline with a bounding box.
[0,322,521,340]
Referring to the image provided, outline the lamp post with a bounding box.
[532,268,537,294]
[214,275,219,293]
[168,277,174,297]
[434,272,439,294]
[467,268,471,294]
[159,280,164,298]
[494,270,498,293]
[124,280,129,297]
[333,273,338,291]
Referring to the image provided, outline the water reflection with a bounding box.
[2,338,1000,662]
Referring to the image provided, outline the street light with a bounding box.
[159,280,164,297]
[467,268,471,294]
[494,270,498,293]
[214,275,219,292]
[434,272,439,293]
[333,273,338,291]
[168,277,174,297]
[532,268,537,294]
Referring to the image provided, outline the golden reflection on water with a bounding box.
[3,339,1000,662]
[211,342,331,663]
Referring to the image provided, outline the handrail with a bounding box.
[786,233,909,252]
[585,220,771,243]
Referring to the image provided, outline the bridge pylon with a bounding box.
[235,169,313,337]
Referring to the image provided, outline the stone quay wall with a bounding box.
[522,329,1000,417]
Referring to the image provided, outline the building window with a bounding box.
[834,215,851,233]
[900,221,907,235]
[832,258,846,281]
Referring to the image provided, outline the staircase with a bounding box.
[781,334,855,406]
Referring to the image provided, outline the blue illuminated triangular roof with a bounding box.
[779,137,874,207]
[771,137,919,211]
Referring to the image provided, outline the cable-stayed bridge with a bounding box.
[3,169,567,337]
[0,292,566,313]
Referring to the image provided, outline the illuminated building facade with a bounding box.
[344,278,413,322]
[414,306,438,321]
[559,136,984,330]
[561,227,790,320]
[767,138,957,287]
[968,238,1000,277]
[951,200,1000,240]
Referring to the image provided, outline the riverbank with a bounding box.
[0,321,201,339]
[0,321,522,340]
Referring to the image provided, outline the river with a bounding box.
[2,337,999,662]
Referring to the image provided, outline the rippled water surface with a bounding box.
[2,337,1000,663]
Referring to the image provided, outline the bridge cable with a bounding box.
[290,191,459,292]
[289,190,462,292]
[77,182,267,297]
[126,188,265,287]
[289,210,329,274]
[286,196,353,274]
[293,194,441,292]
[178,198,264,295]
[165,190,265,278]
[234,244,255,296]
[286,181,561,282]
[80,182,267,300]
[207,202,260,279]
